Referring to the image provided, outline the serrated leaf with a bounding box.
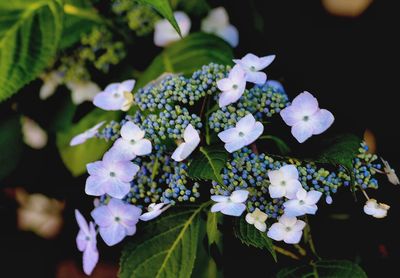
[137,0,181,36]
[134,32,234,90]
[61,0,101,49]
[276,260,367,278]
[56,109,120,176]
[0,115,23,181]
[234,217,277,262]
[119,203,209,278]
[206,211,222,251]
[0,0,63,102]
[187,145,228,186]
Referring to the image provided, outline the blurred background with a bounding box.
[1,0,399,277]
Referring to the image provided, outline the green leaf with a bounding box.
[135,32,234,90]
[0,0,63,102]
[276,260,367,278]
[187,145,228,186]
[316,134,362,191]
[61,0,101,49]
[206,211,223,251]
[234,217,277,262]
[0,115,23,181]
[119,203,209,278]
[56,109,120,176]
[137,0,181,36]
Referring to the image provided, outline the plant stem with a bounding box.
[304,216,320,260]
[294,244,307,256]
[273,246,300,260]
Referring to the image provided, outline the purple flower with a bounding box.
[280,91,334,143]
[93,80,135,111]
[85,150,140,199]
[91,198,142,246]
[75,210,99,275]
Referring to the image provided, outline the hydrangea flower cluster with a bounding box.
[71,55,397,274]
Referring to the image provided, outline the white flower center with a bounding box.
[285,227,292,232]
[115,216,121,222]
[113,93,120,98]
[232,84,238,90]
[299,200,305,205]
[130,139,136,145]
[280,181,286,186]
[109,171,116,177]
[250,65,256,71]
[238,131,245,137]
[85,236,90,241]
[302,115,309,122]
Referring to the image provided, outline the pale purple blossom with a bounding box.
[233,53,275,84]
[217,65,247,107]
[70,121,105,146]
[93,80,135,111]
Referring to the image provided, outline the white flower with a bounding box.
[139,203,171,221]
[381,158,399,185]
[363,199,390,219]
[283,188,322,217]
[21,116,48,149]
[112,121,152,160]
[93,80,135,111]
[218,114,264,153]
[267,215,306,244]
[39,71,63,100]
[268,165,302,199]
[233,53,275,85]
[171,124,200,162]
[280,91,335,143]
[216,64,246,107]
[201,7,239,47]
[66,80,100,105]
[70,121,105,146]
[154,11,191,47]
[211,189,249,216]
[245,208,268,232]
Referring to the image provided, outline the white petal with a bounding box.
[245,213,255,224]
[112,139,137,160]
[183,124,200,144]
[211,195,229,202]
[119,80,135,94]
[99,223,126,246]
[280,105,304,126]
[211,202,226,213]
[230,189,249,203]
[254,221,267,232]
[303,204,318,215]
[268,184,286,198]
[103,179,131,199]
[284,230,302,244]
[82,244,99,275]
[70,133,88,146]
[120,122,145,141]
[93,91,124,111]
[131,139,152,156]
[305,190,323,205]
[285,179,302,199]
[243,121,264,145]
[236,114,256,134]
[218,127,239,143]
[291,91,319,114]
[283,200,305,217]
[154,11,191,47]
[259,55,276,69]
[22,117,48,149]
[216,24,239,47]
[201,7,229,33]
[229,64,246,83]
[217,78,233,91]
[291,121,314,143]
[68,81,100,105]
[310,109,335,135]
[268,170,283,186]
[292,219,306,231]
[85,176,107,196]
[279,215,297,226]
[224,138,246,153]
[296,188,308,200]
[218,90,242,107]
[245,71,267,85]
[76,230,88,252]
[238,53,259,67]
[171,143,187,162]
[267,223,285,241]
[75,210,89,235]
[91,205,113,227]
[139,210,163,221]
[280,165,299,180]
[221,203,246,216]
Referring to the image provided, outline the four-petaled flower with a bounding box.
[217,65,247,107]
[93,80,135,111]
[218,114,264,153]
[201,7,239,47]
[139,203,171,221]
[91,198,142,246]
[283,188,322,217]
[70,121,105,146]
[171,124,200,162]
[381,158,400,185]
[363,199,390,219]
[245,208,268,232]
[154,11,191,47]
[211,189,249,216]
[233,53,275,85]
[112,121,152,160]
[66,80,100,105]
[280,91,334,143]
[267,215,306,244]
[268,165,302,199]
[75,210,99,275]
[85,150,140,199]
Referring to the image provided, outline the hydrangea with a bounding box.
[267,215,306,244]
[154,11,191,47]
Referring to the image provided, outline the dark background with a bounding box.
[1,0,399,277]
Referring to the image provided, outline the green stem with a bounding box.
[304,216,320,260]
[273,246,300,260]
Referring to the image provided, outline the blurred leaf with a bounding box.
[276,260,367,278]
[49,95,77,132]
[0,116,23,180]
[61,0,101,49]
[135,32,234,90]
[233,217,277,262]
[137,0,181,36]
[119,203,209,278]
[187,145,228,186]
[56,109,120,176]
[206,211,223,251]
[172,0,210,16]
[0,0,63,102]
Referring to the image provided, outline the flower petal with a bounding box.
[139,210,163,221]
[236,114,256,134]
[82,243,99,275]
[280,165,299,180]
[103,179,131,199]
[259,55,276,69]
[70,133,88,146]
[118,80,135,94]
[99,223,126,246]
[224,138,246,153]
[216,24,239,47]
[91,205,113,227]
[245,71,267,85]
[267,223,285,241]
[245,213,255,224]
[218,127,240,143]
[291,91,319,114]
[291,121,314,143]
[183,124,200,144]
[268,184,285,199]
[305,190,323,205]
[279,215,297,227]
[243,121,264,145]
[218,90,242,107]
[211,202,226,213]
[211,195,229,202]
[280,105,304,126]
[310,109,335,135]
[217,78,233,91]
[221,203,246,216]
[285,179,302,199]
[254,221,267,232]
[284,230,302,244]
[75,210,89,235]
[171,143,187,162]
[120,122,145,141]
[85,176,107,196]
[230,189,249,203]
[93,91,124,111]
